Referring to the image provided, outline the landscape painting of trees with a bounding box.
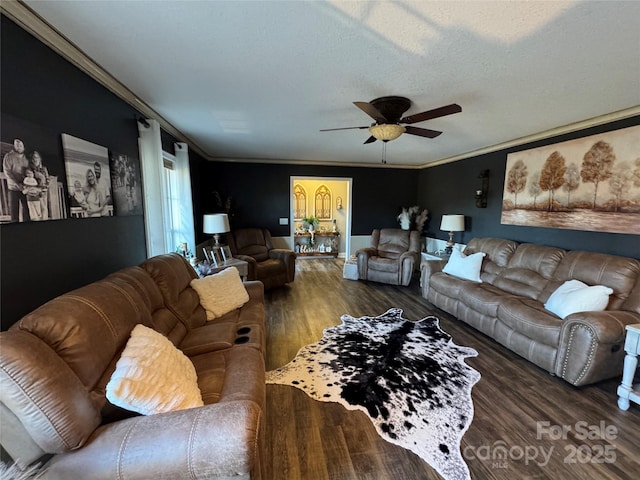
[501,125,640,234]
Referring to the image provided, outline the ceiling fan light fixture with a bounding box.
[369,123,405,141]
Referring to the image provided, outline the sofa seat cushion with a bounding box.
[429,271,468,298]
[459,283,513,317]
[191,347,265,408]
[368,256,400,273]
[497,297,563,346]
[106,325,204,416]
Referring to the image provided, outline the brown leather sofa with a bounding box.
[0,253,266,479]
[421,237,640,386]
[356,228,421,286]
[226,227,296,290]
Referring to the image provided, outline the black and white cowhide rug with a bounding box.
[266,308,480,480]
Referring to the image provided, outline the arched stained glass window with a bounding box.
[293,184,306,219]
[314,185,332,219]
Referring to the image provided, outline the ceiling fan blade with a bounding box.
[400,103,462,124]
[353,101,388,123]
[364,136,377,144]
[320,126,369,131]
[404,126,442,138]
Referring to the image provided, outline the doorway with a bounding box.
[290,176,352,258]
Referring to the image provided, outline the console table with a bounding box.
[617,324,640,410]
[294,232,339,257]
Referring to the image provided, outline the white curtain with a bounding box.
[137,119,195,258]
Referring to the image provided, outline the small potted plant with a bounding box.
[302,215,319,232]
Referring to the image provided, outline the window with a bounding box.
[314,185,332,219]
[293,184,306,219]
[138,119,195,257]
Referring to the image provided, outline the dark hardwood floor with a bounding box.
[262,259,640,480]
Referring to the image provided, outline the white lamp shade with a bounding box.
[440,214,465,232]
[203,214,230,234]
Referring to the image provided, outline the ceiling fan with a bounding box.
[320,96,462,144]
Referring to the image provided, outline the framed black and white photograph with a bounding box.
[109,151,142,216]
[1,115,68,223]
[62,133,113,218]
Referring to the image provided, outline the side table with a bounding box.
[617,324,640,410]
[195,257,249,281]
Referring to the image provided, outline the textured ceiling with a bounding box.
[18,0,640,167]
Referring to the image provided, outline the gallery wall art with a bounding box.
[62,133,113,218]
[501,124,640,234]
[109,151,143,216]
[1,115,68,223]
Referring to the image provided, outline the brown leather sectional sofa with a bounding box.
[0,253,266,479]
[421,237,640,386]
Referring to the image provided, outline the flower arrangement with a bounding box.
[397,206,428,232]
[302,215,320,231]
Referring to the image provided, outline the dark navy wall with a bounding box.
[194,162,419,243]
[418,116,640,259]
[1,16,148,329]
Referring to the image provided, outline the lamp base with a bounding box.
[445,231,455,254]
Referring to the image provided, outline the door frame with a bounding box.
[290,176,352,258]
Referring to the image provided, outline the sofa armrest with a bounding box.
[234,254,258,281]
[556,310,640,386]
[243,280,265,303]
[356,248,377,280]
[41,400,261,480]
[269,249,296,282]
[420,259,447,299]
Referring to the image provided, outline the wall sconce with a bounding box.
[336,196,343,210]
[475,170,489,208]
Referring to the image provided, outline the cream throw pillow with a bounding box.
[442,248,486,282]
[190,266,250,320]
[106,325,203,415]
[544,279,613,319]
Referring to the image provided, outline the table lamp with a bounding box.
[203,213,230,246]
[440,214,465,254]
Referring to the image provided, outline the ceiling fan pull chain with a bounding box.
[381,141,387,164]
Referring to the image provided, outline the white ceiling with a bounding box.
[18,0,640,168]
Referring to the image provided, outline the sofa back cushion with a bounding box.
[0,330,102,454]
[1,266,161,454]
[552,250,640,311]
[228,228,272,262]
[140,253,207,331]
[373,229,420,259]
[493,243,565,301]
[463,237,518,283]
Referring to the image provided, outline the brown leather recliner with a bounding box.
[356,228,421,286]
[226,227,296,290]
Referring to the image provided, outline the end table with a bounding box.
[195,257,249,281]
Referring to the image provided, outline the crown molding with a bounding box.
[421,106,640,169]
[1,0,210,159]
[3,1,638,171]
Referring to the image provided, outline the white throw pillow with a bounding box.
[190,266,249,320]
[442,248,486,282]
[106,324,203,415]
[544,279,613,319]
